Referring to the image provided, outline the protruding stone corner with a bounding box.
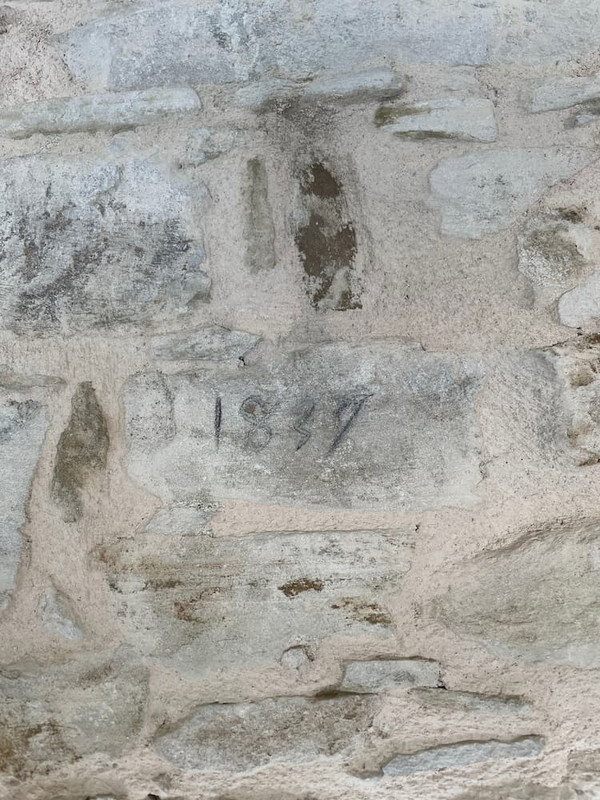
[51,382,109,523]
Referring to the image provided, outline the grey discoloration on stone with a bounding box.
[154,694,377,772]
[409,688,531,715]
[294,161,360,310]
[0,155,208,335]
[94,530,411,675]
[433,519,600,666]
[51,382,108,523]
[243,158,276,271]
[531,73,600,113]
[124,342,481,513]
[38,586,83,640]
[376,98,497,142]
[339,659,439,694]
[381,737,543,777]
[0,651,148,778]
[0,391,49,611]
[151,326,259,363]
[143,506,212,536]
[0,87,200,139]
[429,149,593,238]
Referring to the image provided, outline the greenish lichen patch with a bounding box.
[51,382,109,522]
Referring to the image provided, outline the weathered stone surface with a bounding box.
[51,382,108,523]
[294,161,361,310]
[558,271,600,328]
[0,388,50,611]
[531,73,600,113]
[94,530,413,674]
[376,98,497,142]
[143,506,212,536]
[154,694,377,772]
[0,155,208,335]
[381,737,543,776]
[409,689,531,716]
[243,158,276,271]
[432,519,600,666]
[517,211,588,292]
[184,128,243,165]
[151,326,259,363]
[38,587,83,640]
[429,149,592,238]
[0,87,200,138]
[0,651,147,777]
[124,342,481,513]
[339,659,439,694]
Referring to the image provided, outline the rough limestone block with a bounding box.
[381,737,543,776]
[339,659,440,694]
[124,342,481,513]
[429,149,592,238]
[94,530,414,675]
[432,519,600,666]
[517,212,589,293]
[151,326,259,363]
[0,155,208,335]
[0,87,200,139]
[0,651,148,778]
[531,72,600,112]
[154,694,377,772]
[0,382,53,611]
[376,98,497,142]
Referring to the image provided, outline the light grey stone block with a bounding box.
[531,72,600,113]
[95,529,413,675]
[0,155,208,335]
[339,659,439,694]
[124,342,482,513]
[151,326,259,363]
[558,270,600,328]
[382,737,543,776]
[377,98,497,142]
[154,694,377,772]
[0,87,200,139]
[429,149,592,238]
[38,587,83,640]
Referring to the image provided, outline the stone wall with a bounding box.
[2,1,600,799]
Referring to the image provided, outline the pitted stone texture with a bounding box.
[531,72,600,113]
[339,659,439,694]
[376,98,497,142]
[381,737,543,777]
[154,694,377,772]
[0,87,200,138]
[0,651,148,778]
[0,384,51,611]
[94,530,412,675]
[151,326,259,364]
[124,342,481,513]
[429,149,592,238]
[0,155,208,335]
[432,519,600,666]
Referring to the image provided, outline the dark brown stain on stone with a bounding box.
[51,382,109,522]
[278,577,325,597]
[294,161,361,310]
[331,597,392,625]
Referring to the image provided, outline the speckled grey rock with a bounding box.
[531,72,600,113]
[376,98,497,142]
[339,659,439,694]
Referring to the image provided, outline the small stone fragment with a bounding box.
[184,127,244,165]
[382,737,543,776]
[409,688,531,715]
[0,87,200,139]
[151,326,259,363]
[39,586,83,640]
[376,98,497,142]
[339,659,440,694]
[530,72,600,112]
[51,382,109,523]
[144,506,212,536]
[243,158,276,271]
[303,67,404,102]
[558,270,600,328]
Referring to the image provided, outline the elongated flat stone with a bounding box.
[155,694,377,772]
[382,737,543,776]
[429,149,592,238]
[531,72,600,112]
[432,518,600,666]
[124,342,481,513]
[0,155,208,335]
[377,98,497,142]
[0,87,200,139]
[94,529,413,676]
[151,326,259,363]
[339,659,439,693]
